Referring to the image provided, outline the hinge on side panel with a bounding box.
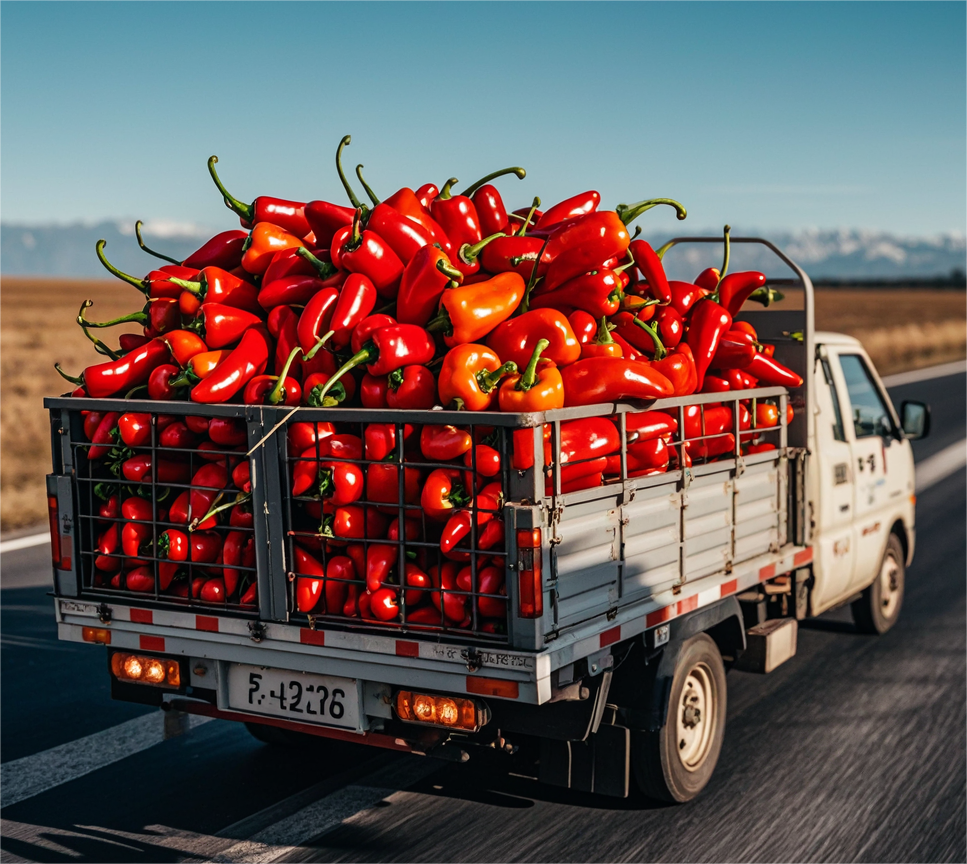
[547,502,564,546]
[306,614,319,631]
[735,456,746,477]
[96,603,112,624]
[249,621,267,642]
[461,647,482,673]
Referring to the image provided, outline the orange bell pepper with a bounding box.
[428,272,524,346]
[498,339,565,412]
[438,344,517,411]
[241,223,306,275]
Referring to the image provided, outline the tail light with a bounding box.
[47,494,70,571]
[516,528,543,618]
[82,626,111,644]
[110,652,181,688]
[395,690,487,732]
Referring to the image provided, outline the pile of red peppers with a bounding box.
[63,139,803,621]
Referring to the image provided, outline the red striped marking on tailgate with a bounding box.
[759,564,776,582]
[721,579,738,597]
[600,626,622,648]
[677,595,698,615]
[140,635,164,652]
[396,640,419,658]
[130,609,153,625]
[195,616,219,632]
[646,606,672,628]
[300,629,326,647]
[794,547,814,567]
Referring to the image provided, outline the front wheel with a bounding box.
[632,633,727,803]
[852,533,905,634]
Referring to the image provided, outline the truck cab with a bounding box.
[809,332,926,632]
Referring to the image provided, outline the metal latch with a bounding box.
[96,603,112,624]
[248,621,267,642]
[461,647,482,672]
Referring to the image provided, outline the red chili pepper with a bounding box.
[367,462,421,509]
[177,230,248,271]
[701,375,731,394]
[414,183,439,209]
[328,274,378,350]
[305,198,356,248]
[365,202,437,264]
[535,190,600,230]
[86,411,121,460]
[685,299,733,391]
[422,469,470,522]
[382,186,452,251]
[314,324,434,404]
[168,267,261,316]
[185,462,231,530]
[479,235,550,279]
[609,330,642,361]
[292,434,363,497]
[613,310,665,358]
[686,432,736,461]
[653,305,684,349]
[629,239,671,305]
[190,303,263,350]
[119,454,191,485]
[541,212,631,292]
[221,530,252,597]
[650,349,695,397]
[262,246,319,284]
[625,410,678,440]
[719,368,757,390]
[717,271,767,318]
[744,353,803,388]
[578,317,621,359]
[351,314,396,353]
[530,270,623,319]
[117,413,152,447]
[711,337,757,370]
[302,370,355,407]
[396,246,464,327]
[125,567,155,593]
[429,177,482,249]
[486,309,581,369]
[258,271,342,310]
[59,338,171,399]
[440,492,498,560]
[208,155,309,236]
[386,365,436,409]
[420,425,472,462]
[471,185,512,236]
[669,281,703,317]
[296,287,340,355]
[146,364,179,400]
[190,326,273,404]
[694,267,720,291]
[243,362,303,407]
[331,210,404,299]
[560,358,673,406]
[369,587,399,621]
[241,223,306,275]
[288,421,335,457]
[95,240,200,299]
[365,544,397,593]
[428,561,466,622]
[360,372,389,408]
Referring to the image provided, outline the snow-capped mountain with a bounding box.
[1,221,964,281]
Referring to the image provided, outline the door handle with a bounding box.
[840,504,850,512]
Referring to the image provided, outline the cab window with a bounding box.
[819,357,846,442]
[838,354,894,439]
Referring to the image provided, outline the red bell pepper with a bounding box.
[331,210,404,299]
[420,425,472,462]
[429,177,482,250]
[386,365,435,409]
[422,469,470,522]
[486,309,581,369]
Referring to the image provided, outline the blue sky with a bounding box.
[2,2,964,236]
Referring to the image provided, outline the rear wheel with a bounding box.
[852,533,905,634]
[632,633,727,803]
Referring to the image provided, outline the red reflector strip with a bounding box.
[600,625,621,648]
[130,609,153,624]
[300,629,325,647]
[720,579,738,597]
[794,548,814,567]
[466,676,519,699]
[140,635,164,652]
[60,534,72,572]
[395,640,419,658]
[195,616,219,632]
[677,595,698,615]
[646,606,672,628]
[759,564,776,582]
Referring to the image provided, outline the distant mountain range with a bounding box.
[2,220,964,281]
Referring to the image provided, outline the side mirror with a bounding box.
[901,401,930,440]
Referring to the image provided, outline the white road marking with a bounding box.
[0,532,50,554]
[916,438,967,493]
[210,756,441,863]
[0,711,212,810]
[882,359,966,388]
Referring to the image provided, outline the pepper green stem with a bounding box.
[77,300,122,359]
[125,384,148,399]
[516,339,548,391]
[350,208,363,248]
[295,246,337,278]
[714,224,732,294]
[169,275,205,296]
[438,178,459,200]
[336,136,363,209]
[315,343,377,404]
[519,236,551,315]
[207,156,255,223]
[96,240,148,293]
[267,346,302,404]
[303,330,334,361]
[631,317,666,360]
[477,361,518,394]
[355,164,381,206]
[654,239,676,260]
[517,197,541,237]
[308,379,348,407]
[425,305,453,335]
[460,167,527,197]
[458,232,506,266]
[435,257,464,282]
[595,316,617,346]
[749,287,785,307]
[167,367,199,389]
[54,363,84,386]
[189,492,252,533]
[617,198,688,226]
[135,220,180,265]
[78,301,148,328]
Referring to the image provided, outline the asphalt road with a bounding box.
[2,370,964,863]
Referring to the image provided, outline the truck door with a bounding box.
[829,351,904,592]
[811,349,855,609]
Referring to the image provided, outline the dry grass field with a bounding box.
[2,277,964,532]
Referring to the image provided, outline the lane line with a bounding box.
[210,756,441,863]
[0,712,213,810]
[0,533,50,554]
[882,359,966,388]
[916,438,967,493]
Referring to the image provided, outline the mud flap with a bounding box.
[539,724,631,798]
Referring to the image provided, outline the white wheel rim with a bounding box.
[880,552,901,619]
[676,662,716,772]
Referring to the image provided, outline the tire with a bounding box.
[852,533,905,635]
[632,633,727,803]
[244,721,334,750]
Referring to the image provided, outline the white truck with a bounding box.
[45,236,930,802]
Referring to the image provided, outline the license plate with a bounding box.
[226,663,361,731]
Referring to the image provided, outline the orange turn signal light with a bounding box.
[395,690,488,732]
[110,652,181,688]
[82,626,111,645]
